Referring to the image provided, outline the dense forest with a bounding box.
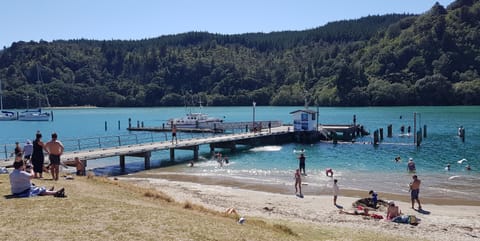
[1,0,480,108]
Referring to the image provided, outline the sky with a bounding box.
[1,0,455,49]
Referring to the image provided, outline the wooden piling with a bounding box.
[423,125,427,138]
[105,121,107,131]
[379,128,384,140]
[387,124,392,138]
[373,130,379,145]
[170,148,175,162]
[120,155,125,172]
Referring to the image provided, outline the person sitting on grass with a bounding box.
[9,161,66,198]
[74,157,86,176]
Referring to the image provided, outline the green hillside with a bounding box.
[1,0,479,107]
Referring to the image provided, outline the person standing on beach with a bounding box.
[298,153,306,175]
[44,132,64,181]
[294,169,302,195]
[333,179,339,206]
[409,175,422,210]
[31,132,45,179]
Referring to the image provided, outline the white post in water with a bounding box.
[252,101,256,133]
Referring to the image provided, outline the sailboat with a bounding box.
[18,65,52,121]
[0,78,16,121]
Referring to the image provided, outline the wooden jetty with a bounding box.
[57,126,293,172]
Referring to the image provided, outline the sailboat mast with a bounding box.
[0,78,3,110]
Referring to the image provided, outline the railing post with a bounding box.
[117,136,121,146]
[3,145,7,160]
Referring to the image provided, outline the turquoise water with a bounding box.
[1,106,479,200]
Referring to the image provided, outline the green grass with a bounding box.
[0,174,405,241]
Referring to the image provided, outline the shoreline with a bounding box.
[119,171,480,241]
[126,171,480,206]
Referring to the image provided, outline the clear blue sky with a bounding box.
[2,0,454,49]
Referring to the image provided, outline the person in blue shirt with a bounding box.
[369,190,378,208]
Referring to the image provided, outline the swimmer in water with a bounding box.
[394,156,401,163]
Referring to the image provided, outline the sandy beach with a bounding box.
[120,172,480,241]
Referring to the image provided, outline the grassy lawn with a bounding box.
[0,174,403,241]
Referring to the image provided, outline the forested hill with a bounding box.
[1,0,480,107]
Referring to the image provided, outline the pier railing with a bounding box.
[0,130,235,161]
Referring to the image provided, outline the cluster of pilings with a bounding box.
[373,124,427,146]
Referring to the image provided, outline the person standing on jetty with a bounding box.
[409,175,422,210]
[298,153,306,175]
[171,124,178,144]
[44,132,64,181]
[31,132,45,179]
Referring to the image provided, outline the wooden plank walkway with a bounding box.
[61,125,291,162]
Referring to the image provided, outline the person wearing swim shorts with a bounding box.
[409,175,422,210]
[44,133,64,181]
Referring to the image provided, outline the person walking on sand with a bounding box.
[44,132,64,181]
[409,175,422,210]
[333,179,339,206]
[31,132,45,179]
[294,169,302,195]
[298,153,306,175]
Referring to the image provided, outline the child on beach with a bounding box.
[294,169,302,196]
[333,179,339,206]
[369,190,378,208]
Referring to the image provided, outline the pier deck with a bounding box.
[0,126,293,171]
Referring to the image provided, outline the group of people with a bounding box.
[335,174,422,223]
[12,132,65,180]
[9,131,67,198]
[215,152,229,167]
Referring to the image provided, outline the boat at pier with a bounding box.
[166,112,223,129]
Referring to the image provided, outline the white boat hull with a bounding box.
[18,109,50,121]
[0,111,16,121]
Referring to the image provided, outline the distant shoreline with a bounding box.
[46,105,98,110]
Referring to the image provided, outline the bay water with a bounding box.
[0,106,479,201]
